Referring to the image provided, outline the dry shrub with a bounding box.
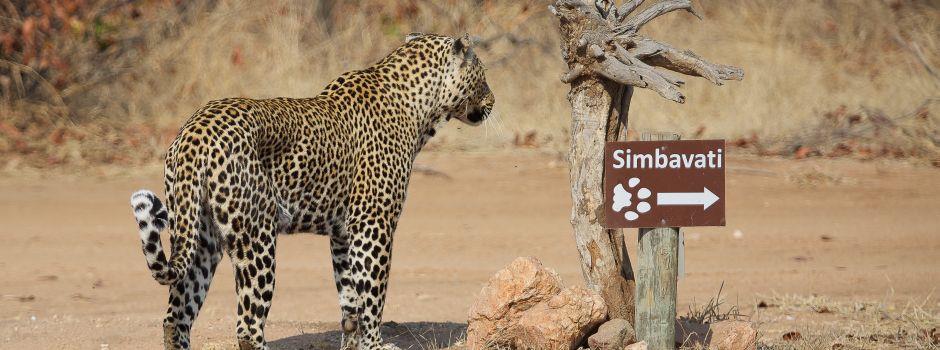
[630,0,939,140]
[119,0,565,152]
[1,0,938,169]
[775,100,939,164]
[785,166,853,187]
[682,282,747,325]
[0,0,205,167]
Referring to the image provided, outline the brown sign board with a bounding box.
[603,140,726,228]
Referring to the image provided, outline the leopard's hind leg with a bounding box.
[329,230,361,349]
[163,206,222,350]
[208,151,279,350]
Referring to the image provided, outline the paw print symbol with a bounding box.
[612,177,652,221]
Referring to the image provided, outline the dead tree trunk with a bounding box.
[550,0,743,323]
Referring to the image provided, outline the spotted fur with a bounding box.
[129,33,493,350]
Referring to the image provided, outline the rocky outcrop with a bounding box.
[466,257,608,349]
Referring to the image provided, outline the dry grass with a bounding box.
[785,166,855,187]
[753,293,940,349]
[681,282,748,325]
[756,99,940,165]
[676,283,750,350]
[1,0,938,169]
[677,286,940,349]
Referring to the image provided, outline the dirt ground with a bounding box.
[0,151,938,349]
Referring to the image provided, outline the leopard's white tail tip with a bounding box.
[130,189,176,285]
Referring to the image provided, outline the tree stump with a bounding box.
[550,0,744,333]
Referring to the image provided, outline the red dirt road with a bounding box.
[0,152,937,349]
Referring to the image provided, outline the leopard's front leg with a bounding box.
[339,198,402,350]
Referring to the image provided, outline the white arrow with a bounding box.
[656,187,720,210]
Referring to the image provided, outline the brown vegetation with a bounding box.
[1,0,938,169]
[753,294,940,349]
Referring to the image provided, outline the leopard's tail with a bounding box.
[131,189,196,285]
[131,190,173,284]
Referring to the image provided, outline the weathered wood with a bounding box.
[619,0,700,34]
[550,0,743,104]
[635,132,681,350]
[551,0,743,333]
[636,226,679,350]
[603,84,637,321]
[618,0,646,21]
[566,74,637,321]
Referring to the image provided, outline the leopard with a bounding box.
[129,33,494,350]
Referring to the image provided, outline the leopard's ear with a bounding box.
[453,33,472,55]
[405,32,424,43]
[452,33,476,64]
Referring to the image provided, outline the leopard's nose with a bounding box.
[467,109,486,123]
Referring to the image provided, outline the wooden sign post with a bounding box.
[637,225,679,348]
[603,133,727,349]
[550,1,743,349]
[636,132,680,350]
[637,132,681,350]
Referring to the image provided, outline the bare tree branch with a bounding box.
[588,44,606,58]
[612,45,685,86]
[890,31,939,82]
[617,0,645,22]
[596,57,685,103]
[555,0,600,17]
[553,0,742,103]
[629,36,743,84]
[620,0,700,34]
[561,63,587,83]
[595,0,614,18]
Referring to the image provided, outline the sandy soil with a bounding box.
[0,152,937,349]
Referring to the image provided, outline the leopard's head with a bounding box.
[406,33,494,126]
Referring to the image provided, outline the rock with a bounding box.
[710,321,757,350]
[624,341,648,350]
[466,257,564,348]
[509,286,608,350]
[675,319,757,350]
[587,318,635,350]
[465,257,611,349]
